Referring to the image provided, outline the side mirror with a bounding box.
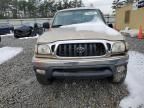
[43,22,50,31]
[108,23,113,28]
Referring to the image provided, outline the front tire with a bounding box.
[35,73,53,85]
[109,67,127,84]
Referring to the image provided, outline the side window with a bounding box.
[125,10,131,24]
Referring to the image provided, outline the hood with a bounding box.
[37,22,124,44]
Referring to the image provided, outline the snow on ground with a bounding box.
[19,35,39,39]
[0,33,39,39]
[0,47,23,64]
[120,29,138,38]
[0,33,14,37]
[120,51,144,108]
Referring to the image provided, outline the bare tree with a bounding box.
[0,0,84,19]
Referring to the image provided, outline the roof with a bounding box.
[58,7,99,12]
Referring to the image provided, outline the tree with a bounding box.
[0,0,11,18]
[18,0,28,17]
[112,0,134,14]
[0,0,84,19]
[27,0,37,17]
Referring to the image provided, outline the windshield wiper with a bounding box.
[52,25,63,28]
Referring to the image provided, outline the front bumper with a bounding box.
[32,55,129,79]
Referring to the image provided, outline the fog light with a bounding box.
[117,66,126,73]
[36,69,46,75]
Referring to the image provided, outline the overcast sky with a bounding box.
[83,0,114,14]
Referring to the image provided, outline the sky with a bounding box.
[83,0,114,14]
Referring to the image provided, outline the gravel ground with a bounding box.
[125,37,144,54]
[0,36,143,108]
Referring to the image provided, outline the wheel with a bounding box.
[14,34,19,38]
[14,31,19,38]
[109,66,127,84]
[37,28,43,35]
[35,73,53,85]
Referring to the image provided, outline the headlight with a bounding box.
[125,42,129,51]
[37,44,51,55]
[112,41,126,53]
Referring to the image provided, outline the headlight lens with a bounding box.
[125,42,129,51]
[37,44,51,54]
[112,42,126,53]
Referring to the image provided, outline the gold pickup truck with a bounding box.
[32,8,129,85]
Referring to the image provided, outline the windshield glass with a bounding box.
[52,9,101,27]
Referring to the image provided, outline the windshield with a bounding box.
[52,9,102,27]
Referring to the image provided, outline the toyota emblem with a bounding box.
[76,46,85,54]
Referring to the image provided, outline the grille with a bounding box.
[56,43,106,57]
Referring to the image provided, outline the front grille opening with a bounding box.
[56,43,106,57]
[53,67,110,73]
[107,43,111,51]
[51,45,55,52]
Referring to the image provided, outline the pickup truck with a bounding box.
[32,7,129,85]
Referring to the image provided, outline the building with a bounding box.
[115,1,144,30]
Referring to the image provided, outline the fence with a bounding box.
[104,15,115,24]
[0,18,52,28]
[0,16,115,28]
